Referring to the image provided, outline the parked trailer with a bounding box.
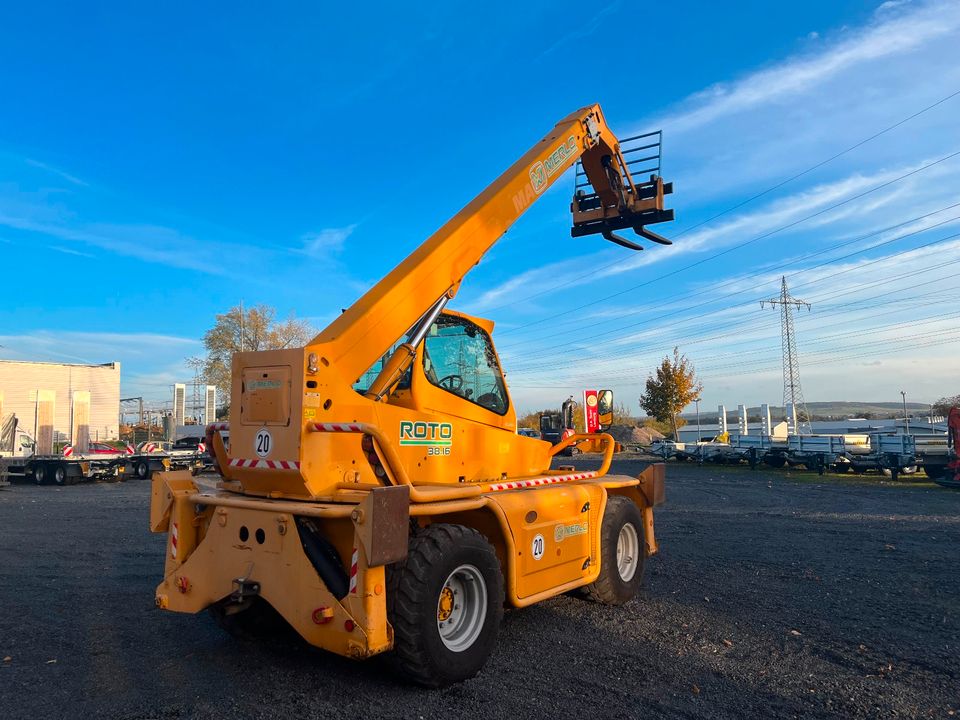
[725,435,789,467]
[913,433,949,480]
[785,435,848,474]
[0,452,125,485]
[0,449,206,486]
[835,434,917,479]
[123,444,206,480]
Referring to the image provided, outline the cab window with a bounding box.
[422,315,508,415]
[353,334,413,395]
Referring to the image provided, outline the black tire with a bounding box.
[386,524,503,687]
[33,463,47,485]
[136,461,149,479]
[925,464,946,481]
[53,463,67,486]
[584,496,645,605]
[766,456,787,468]
[208,597,292,641]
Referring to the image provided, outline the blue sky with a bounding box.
[2,0,959,415]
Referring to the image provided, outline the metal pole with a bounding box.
[696,399,701,441]
[900,390,909,434]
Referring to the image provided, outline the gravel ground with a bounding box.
[1,459,958,719]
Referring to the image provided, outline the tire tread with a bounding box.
[387,523,502,687]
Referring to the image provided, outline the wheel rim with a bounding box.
[55,467,65,484]
[616,522,640,582]
[436,564,487,653]
[35,465,45,484]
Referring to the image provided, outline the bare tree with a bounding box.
[189,304,314,399]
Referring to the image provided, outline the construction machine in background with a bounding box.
[935,406,960,489]
[539,395,580,456]
[149,104,674,686]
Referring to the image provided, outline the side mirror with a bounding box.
[597,389,614,431]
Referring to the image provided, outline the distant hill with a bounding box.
[681,401,933,422]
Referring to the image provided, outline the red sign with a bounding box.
[583,389,599,434]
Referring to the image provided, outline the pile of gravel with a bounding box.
[606,423,664,446]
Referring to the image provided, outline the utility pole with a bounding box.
[762,277,812,434]
[695,398,701,442]
[239,300,245,352]
[900,390,909,434]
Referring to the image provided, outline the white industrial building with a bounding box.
[0,360,121,449]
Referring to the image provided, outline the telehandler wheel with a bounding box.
[386,524,503,687]
[208,597,292,642]
[584,496,645,605]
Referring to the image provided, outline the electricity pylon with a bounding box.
[761,276,812,434]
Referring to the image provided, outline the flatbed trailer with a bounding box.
[125,446,207,480]
[720,433,916,477]
[912,433,949,480]
[0,449,207,485]
[834,433,917,478]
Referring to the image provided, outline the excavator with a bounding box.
[149,104,674,686]
[540,396,580,456]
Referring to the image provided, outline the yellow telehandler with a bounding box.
[150,104,674,686]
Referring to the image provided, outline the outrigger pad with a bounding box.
[352,485,411,566]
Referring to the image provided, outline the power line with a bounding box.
[482,88,960,315]
[500,208,960,357]
[504,263,960,377]
[501,218,960,365]
[498,149,960,337]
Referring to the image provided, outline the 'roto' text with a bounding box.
[399,421,454,447]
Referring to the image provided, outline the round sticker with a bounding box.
[254,428,272,458]
[531,533,545,561]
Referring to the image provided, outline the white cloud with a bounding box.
[299,224,356,258]
[501,1,960,413]
[651,1,960,135]
[23,158,89,187]
[476,157,956,314]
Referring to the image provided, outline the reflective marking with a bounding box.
[489,471,597,491]
[228,458,301,470]
[349,547,359,594]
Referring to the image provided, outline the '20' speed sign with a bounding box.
[254,428,272,458]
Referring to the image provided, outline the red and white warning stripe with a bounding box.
[228,458,301,470]
[62,445,74,457]
[348,547,359,594]
[207,422,230,432]
[309,422,364,433]
[125,443,135,455]
[489,471,598,492]
[170,522,179,559]
[197,442,206,453]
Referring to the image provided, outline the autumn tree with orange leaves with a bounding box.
[639,347,703,440]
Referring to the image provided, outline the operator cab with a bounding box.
[352,310,514,429]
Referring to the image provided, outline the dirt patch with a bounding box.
[0,463,957,718]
